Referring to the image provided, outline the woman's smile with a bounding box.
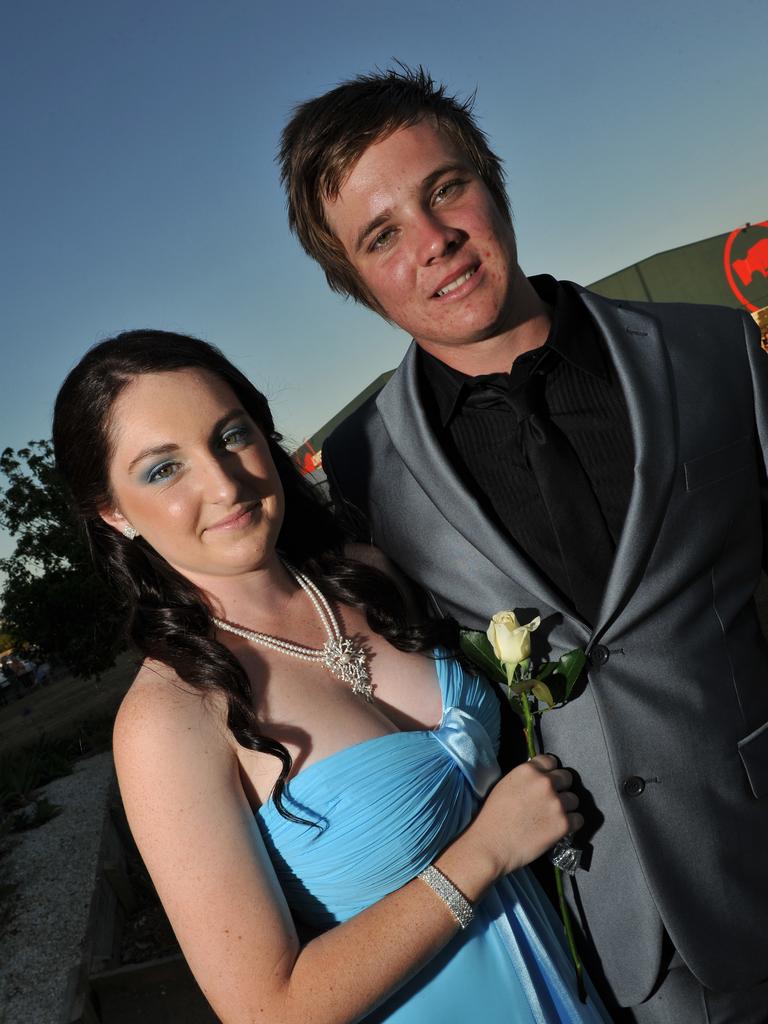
[205,500,263,534]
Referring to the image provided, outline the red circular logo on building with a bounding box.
[723,221,768,312]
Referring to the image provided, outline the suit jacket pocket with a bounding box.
[684,436,752,491]
[738,719,768,799]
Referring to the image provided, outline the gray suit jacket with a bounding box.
[322,286,768,1006]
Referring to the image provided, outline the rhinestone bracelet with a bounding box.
[417,864,475,929]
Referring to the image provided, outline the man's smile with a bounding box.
[432,263,481,299]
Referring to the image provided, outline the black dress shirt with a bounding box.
[418,276,634,617]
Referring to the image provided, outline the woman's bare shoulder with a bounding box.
[113,658,232,770]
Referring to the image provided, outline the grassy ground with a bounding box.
[0,651,137,757]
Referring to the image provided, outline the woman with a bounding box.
[53,330,609,1024]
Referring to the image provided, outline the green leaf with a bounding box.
[459,630,507,686]
[507,675,537,695]
[558,649,588,698]
[531,680,556,708]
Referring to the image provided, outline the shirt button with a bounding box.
[590,644,610,667]
[623,776,646,797]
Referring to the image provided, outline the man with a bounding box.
[280,67,768,1023]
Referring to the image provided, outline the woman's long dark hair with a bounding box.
[52,330,458,820]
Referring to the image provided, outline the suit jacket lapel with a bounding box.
[376,343,584,623]
[579,290,678,640]
[376,293,678,642]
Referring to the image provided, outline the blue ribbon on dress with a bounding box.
[431,706,501,798]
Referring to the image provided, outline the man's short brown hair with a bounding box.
[279,65,511,314]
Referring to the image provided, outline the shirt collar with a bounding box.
[418,276,608,428]
[534,275,607,380]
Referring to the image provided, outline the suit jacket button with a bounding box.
[591,644,610,667]
[623,776,646,797]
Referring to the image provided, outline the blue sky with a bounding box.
[1,0,767,561]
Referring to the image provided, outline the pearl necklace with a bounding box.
[211,562,374,702]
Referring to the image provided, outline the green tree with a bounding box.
[0,440,126,677]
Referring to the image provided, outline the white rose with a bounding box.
[487,611,541,675]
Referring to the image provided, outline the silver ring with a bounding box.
[550,834,582,875]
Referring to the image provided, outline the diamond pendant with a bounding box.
[322,638,374,702]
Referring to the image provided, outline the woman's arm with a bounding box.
[114,668,578,1024]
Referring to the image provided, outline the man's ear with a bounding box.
[99,507,139,539]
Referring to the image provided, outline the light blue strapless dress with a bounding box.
[256,655,610,1023]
